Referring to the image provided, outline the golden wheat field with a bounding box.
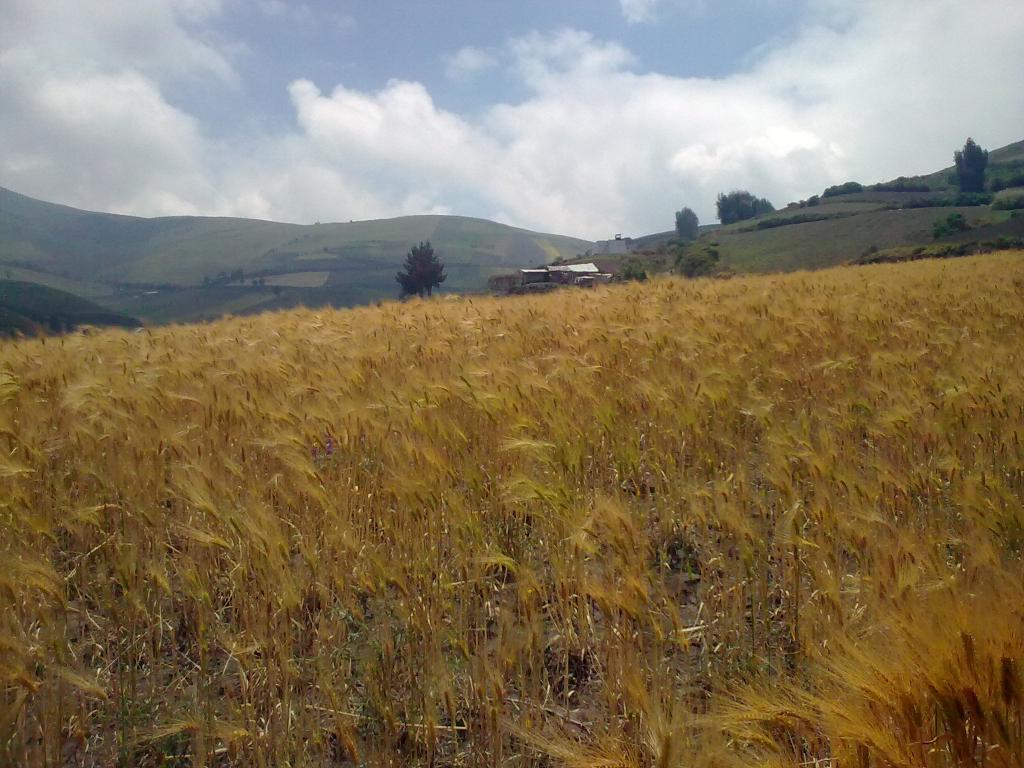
[3,253,1024,767]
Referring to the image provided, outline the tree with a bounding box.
[396,241,446,298]
[675,207,699,241]
[715,190,775,224]
[954,138,988,193]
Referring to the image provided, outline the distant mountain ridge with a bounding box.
[3,137,1021,325]
[0,187,592,322]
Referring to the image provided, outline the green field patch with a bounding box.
[0,265,110,297]
[0,280,140,335]
[713,206,985,272]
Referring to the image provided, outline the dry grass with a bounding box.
[2,253,1024,767]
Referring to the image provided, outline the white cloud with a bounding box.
[620,0,660,24]
[618,0,710,24]
[0,49,213,217]
[0,0,231,215]
[0,0,236,85]
[444,46,499,80]
[508,28,635,91]
[287,79,487,179]
[1,0,1023,238]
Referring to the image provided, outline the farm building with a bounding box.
[519,268,551,285]
[487,273,519,292]
[515,263,613,288]
[574,274,614,288]
[588,235,634,256]
[548,263,601,284]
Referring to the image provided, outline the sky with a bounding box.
[2,0,1023,239]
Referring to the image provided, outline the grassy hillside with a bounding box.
[3,253,1024,766]
[630,139,1024,277]
[712,206,1001,272]
[637,203,1019,278]
[0,186,592,321]
[0,280,140,336]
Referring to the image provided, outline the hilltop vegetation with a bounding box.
[639,138,1024,277]
[3,253,1024,766]
[882,138,1024,194]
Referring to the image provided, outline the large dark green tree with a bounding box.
[715,190,775,224]
[954,137,988,193]
[396,241,446,297]
[675,207,699,241]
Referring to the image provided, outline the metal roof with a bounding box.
[548,263,600,273]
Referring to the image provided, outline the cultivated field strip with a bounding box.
[2,253,1024,766]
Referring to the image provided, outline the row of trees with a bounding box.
[673,189,776,238]
[715,191,775,224]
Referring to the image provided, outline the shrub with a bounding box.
[858,242,973,264]
[902,197,951,209]
[822,181,864,197]
[933,212,970,239]
[752,213,834,230]
[990,173,1024,192]
[954,192,993,206]
[903,194,991,210]
[621,258,648,281]
[871,177,931,193]
[991,188,1024,211]
[676,246,720,277]
[982,235,1024,249]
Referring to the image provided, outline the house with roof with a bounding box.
[516,262,613,288]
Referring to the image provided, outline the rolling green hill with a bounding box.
[709,206,1016,273]
[629,138,1024,277]
[0,280,140,337]
[0,187,592,322]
